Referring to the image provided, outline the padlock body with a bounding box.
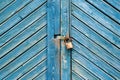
[65,42,73,49]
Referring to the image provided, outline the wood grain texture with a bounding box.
[72,24,120,71]
[72,4,120,49]
[0,0,47,36]
[72,70,85,80]
[87,0,120,24]
[4,48,47,80]
[0,3,46,47]
[72,0,120,38]
[0,0,33,25]
[71,0,120,80]
[61,0,71,80]
[105,0,120,12]
[0,0,47,80]
[0,0,15,12]
[1,0,120,79]
[47,0,60,80]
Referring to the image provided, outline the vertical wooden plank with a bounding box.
[47,0,60,80]
[61,0,71,80]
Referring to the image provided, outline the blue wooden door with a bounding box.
[71,0,120,80]
[0,0,48,79]
[0,0,120,80]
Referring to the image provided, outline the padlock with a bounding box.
[64,37,73,49]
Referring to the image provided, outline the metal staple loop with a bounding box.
[55,36,65,40]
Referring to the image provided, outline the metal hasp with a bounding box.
[54,35,73,49]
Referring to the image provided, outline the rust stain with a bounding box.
[53,39,60,49]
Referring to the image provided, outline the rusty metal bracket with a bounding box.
[54,34,65,40]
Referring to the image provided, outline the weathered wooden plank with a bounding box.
[87,0,120,24]
[72,4,120,49]
[71,18,120,70]
[0,37,47,79]
[0,3,46,47]
[0,0,14,11]
[0,0,46,36]
[0,27,46,69]
[72,71,85,80]
[61,0,71,80]
[47,0,60,80]
[105,0,120,11]
[72,27,120,79]
[0,15,46,58]
[72,60,100,80]
[72,0,120,37]
[34,70,47,80]
[0,0,32,25]
[20,59,46,80]
[4,48,47,80]
[72,50,114,80]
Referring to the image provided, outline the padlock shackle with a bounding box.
[64,37,72,43]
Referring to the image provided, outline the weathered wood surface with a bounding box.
[47,0,61,80]
[71,0,120,80]
[0,0,120,80]
[0,0,47,80]
[61,0,71,80]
